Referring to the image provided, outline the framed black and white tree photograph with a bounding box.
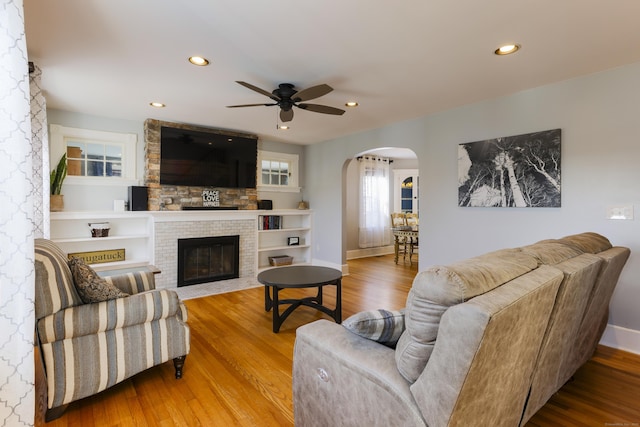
[458,129,561,207]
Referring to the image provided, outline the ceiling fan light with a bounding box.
[278,125,290,130]
[188,56,210,66]
[345,101,359,107]
[495,44,520,55]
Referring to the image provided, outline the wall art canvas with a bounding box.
[458,129,561,207]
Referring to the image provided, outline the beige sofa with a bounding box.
[292,232,629,426]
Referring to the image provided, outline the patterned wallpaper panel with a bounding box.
[30,64,49,238]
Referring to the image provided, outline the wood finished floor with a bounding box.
[37,254,640,426]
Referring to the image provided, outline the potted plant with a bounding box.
[50,154,67,211]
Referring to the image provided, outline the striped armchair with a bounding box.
[35,239,190,420]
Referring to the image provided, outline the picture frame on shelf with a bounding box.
[287,237,300,246]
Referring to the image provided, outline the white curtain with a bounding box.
[0,0,36,425]
[358,156,391,248]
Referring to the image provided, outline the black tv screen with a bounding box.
[160,126,257,188]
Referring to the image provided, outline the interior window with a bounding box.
[49,124,137,185]
[258,150,299,192]
[67,140,123,177]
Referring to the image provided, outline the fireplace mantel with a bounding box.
[150,209,258,223]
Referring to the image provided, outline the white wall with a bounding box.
[306,61,640,338]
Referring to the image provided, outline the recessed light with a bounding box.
[345,101,359,107]
[495,44,520,55]
[189,56,210,66]
[149,102,165,108]
[278,125,289,130]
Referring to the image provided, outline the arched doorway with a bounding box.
[343,147,418,260]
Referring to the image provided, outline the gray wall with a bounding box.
[305,61,640,334]
[47,110,305,210]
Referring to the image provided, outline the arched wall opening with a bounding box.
[341,147,418,264]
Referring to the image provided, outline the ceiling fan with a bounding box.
[227,81,345,122]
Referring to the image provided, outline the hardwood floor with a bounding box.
[37,255,640,426]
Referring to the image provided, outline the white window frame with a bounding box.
[49,124,138,186]
[257,150,300,193]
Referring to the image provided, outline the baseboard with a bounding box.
[346,246,394,260]
[600,324,640,355]
[311,258,349,276]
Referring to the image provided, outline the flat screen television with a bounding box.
[160,126,257,188]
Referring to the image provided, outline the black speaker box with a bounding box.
[128,186,148,211]
[258,200,273,210]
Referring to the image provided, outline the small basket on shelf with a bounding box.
[269,255,293,266]
[88,222,110,238]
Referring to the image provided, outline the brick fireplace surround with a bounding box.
[152,210,257,291]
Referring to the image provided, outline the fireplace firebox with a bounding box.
[177,235,240,287]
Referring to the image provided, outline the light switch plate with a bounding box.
[606,205,634,220]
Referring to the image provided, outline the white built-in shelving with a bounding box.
[257,209,312,272]
[50,211,154,271]
[51,208,314,275]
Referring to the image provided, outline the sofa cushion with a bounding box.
[342,309,405,347]
[69,257,129,303]
[520,241,583,265]
[395,248,539,382]
[558,232,612,254]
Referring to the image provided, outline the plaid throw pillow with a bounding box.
[342,308,405,348]
[69,257,129,303]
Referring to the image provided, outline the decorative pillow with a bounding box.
[68,257,129,303]
[342,309,405,347]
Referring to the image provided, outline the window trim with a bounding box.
[49,124,138,186]
[257,150,300,193]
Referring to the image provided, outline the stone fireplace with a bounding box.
[144,119,259,211]
[177,235,240,287]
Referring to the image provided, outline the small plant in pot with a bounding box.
[50,154,67,211]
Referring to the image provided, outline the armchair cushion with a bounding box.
[37,289,184,344]
[69,257,128,303]
[104,271,156,294]
[342,309,405,347]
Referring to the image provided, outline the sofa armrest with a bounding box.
[104,270,156,294]
[37,289,182,344]
[293,320,426,427]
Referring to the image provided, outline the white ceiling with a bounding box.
[24,0,640,146]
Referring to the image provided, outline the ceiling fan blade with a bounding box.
[293,84,333,102]
[297,103,345,116]
[226,103,277,108]
[280,109,294,122]
[236,81,280,101]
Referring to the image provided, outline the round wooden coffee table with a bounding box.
[257,265,342,333]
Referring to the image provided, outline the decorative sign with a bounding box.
[202,190,220,207]
[68,249,125,264]
[287,237,300,246]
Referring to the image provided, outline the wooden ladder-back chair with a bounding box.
[390,213,409,264]
[405,213,419,265]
